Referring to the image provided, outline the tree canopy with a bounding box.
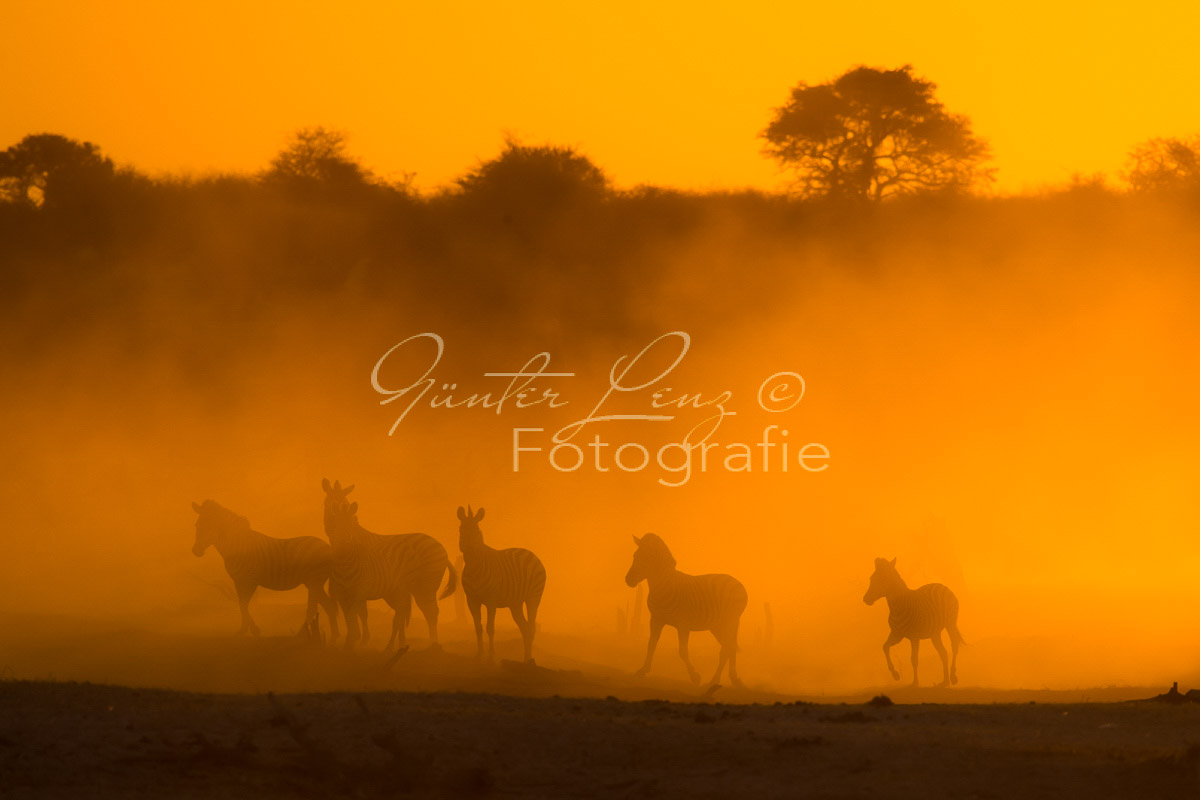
[761,65,992,202]
[456,138,610,211]
[1124,136,1200,193]
[0,133,115,208]
[261,127,372,195]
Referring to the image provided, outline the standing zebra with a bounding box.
[863,557,963,687]
[191,500,338,639]
[322,479,457,651]
[457,506,546,663]
[625,533,747,687]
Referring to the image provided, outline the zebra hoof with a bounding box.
[951,675,958,685]
[890,669,900,680]
[688,671,701,684]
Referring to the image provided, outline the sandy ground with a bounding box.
[3,615,1200,797]
[4,679,1200,798]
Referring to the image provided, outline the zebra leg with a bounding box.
[510,605,533,663]
[234,580,260,636]
[713,625,742,687]
[300,584,321,638]
[526,594,541,665]
[413,589,441,649]
[883,630,903,680]
[342,599,362,650]
[317,583,340,642]
[386,595,411,653]
[676,630,701,683]
[909,637,921,687]
[485,605,497,662]
[468,597,484,659]
[931,632,951,687]
[358,604,370,644]
[948,623,961,685]
[635,619,664,677]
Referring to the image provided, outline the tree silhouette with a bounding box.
[1124,136,1200,193]
[0,133,115,208]
[761,65,991,202]
[262,127,371,194]
[456,137,609,212]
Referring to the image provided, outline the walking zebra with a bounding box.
[322,479,457,651]
[625,533,747,687]
[863,557,963,687]
[457,506,546,663]
[191,500,338,639]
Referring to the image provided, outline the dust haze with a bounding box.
[3,156,1199,697]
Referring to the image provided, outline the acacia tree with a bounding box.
[262,127,371,193]
[762,65,992,201]
[0,133,115,208]
[1124,136,1200,193]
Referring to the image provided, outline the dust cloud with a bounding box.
[2,176,1199,696]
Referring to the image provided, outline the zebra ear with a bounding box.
[632,534,642,546]
[322,478,332,493]
[192,501,202,514]
[457,506,467,521]
[344,484,355,495]
[475,507,485,522]
[334,480,343,492]
[890,557,897,567]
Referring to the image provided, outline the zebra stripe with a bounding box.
[625,533,747,687]
[863,556,963,687]
[322,479,456,651]
[191,500,338,639]
[457,505,546,663]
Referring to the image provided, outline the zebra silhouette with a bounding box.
[322,479,457,651]
[191,500,338,638]
[625,533,748,687]
[863,557,963,687]
[457,506,546,663]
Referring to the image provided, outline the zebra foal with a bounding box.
[457,506,546,663]
[191,500,338,638]
[863,557,963,687]
[625,533,747,687]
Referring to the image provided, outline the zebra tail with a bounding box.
[949,625,968,647]
[439,560,458,600]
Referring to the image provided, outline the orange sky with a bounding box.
[5,2,1200,192]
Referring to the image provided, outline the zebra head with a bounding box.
[321,478,355,533]
[863,557,900,605]
[191,500,246,557]
[457,505,486,552]
[625,533,676,587]
[325,498,359,536]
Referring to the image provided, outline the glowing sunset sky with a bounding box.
[5,1,1199,192]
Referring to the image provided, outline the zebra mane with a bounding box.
[638,533,677,569]
[197,500,251,531]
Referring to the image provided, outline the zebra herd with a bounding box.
[191,482,965,687]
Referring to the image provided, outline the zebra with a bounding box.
[625,533,748,687]
[457,505,546,663]
[191,500,338,639]
[863,557,963,687]
[322,479,457,651]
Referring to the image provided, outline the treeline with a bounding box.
[1,123,1199,366]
